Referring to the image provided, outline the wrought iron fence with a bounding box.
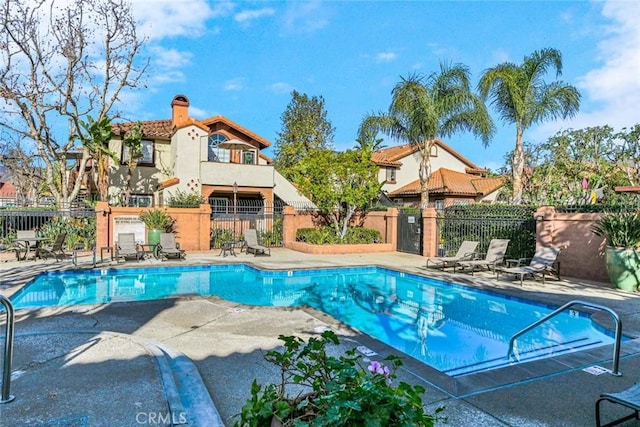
[209,199,287,249]
[437,204,537,260]
[0,207,96,250]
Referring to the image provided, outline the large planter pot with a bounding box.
[605,246,640,292]
[147,229,163,246]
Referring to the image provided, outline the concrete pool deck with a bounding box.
[1,248,640,426]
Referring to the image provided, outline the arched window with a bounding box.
[208,134,230,162]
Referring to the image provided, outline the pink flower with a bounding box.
[367,361,390,376]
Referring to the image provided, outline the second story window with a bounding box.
[386,167,397,183]
[122,139,154,166]
[208,134,230,162]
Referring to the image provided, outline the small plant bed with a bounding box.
[296,226,381,245]
[235,331,443,426]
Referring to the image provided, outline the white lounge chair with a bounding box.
[116,233,143,262]
[158,232,186,261]
[455,239,510,275]
[243,229,270,256]
[496,246,561,285]
[425,240,478,270]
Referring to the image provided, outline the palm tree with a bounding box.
[478,48,581,203]
[360,63,494,207]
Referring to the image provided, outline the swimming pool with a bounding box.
[10,264,616,376]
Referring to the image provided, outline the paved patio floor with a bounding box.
[1,248,640,426]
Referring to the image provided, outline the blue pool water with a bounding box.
[10,264,616,375]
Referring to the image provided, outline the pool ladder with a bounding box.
[507,299,622,376]
[0,294,15,403]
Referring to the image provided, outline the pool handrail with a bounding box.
[0,294,15,403]
[507,299,622,376]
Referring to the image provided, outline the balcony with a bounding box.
[199,162,274,188]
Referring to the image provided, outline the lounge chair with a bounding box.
[157,232,186,261]
[36,232,67,261]
[425,240,478,270]
[455,238,510,275]
[496,246,561,285]
[243,229,270,256]
[115,233,143,262]
[596,382,640,427]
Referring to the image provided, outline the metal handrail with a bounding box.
[507,299,622,376]
[0,295,15,403]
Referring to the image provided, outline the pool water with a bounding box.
[10,264,617,375]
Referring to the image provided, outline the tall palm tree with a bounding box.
[360,63,494,207]
[478,48,581,203]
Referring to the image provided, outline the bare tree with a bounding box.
[0,0,148,208]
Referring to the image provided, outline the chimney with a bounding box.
[171,94,190,126]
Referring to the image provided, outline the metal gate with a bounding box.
[397,209,422,254]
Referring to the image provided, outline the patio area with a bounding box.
[1,248,640,426]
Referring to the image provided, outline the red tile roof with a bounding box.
[371,139,482,171]
[112,116,272,149]
[388,168,505,197]
[112,119,173,140]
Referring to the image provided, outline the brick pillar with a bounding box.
[385,208,399,248]
[95,201,111,249]
[535,206,556,248]
[422,207,438,257]
[282,206,297,247]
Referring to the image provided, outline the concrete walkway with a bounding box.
[1,249,640,426]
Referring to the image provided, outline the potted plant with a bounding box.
[235,331,442,426]
[591,211,640,291]
[139,208,174,246]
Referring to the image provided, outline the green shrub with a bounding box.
[592,211,640,248]
[168,189,204,208]
[235,331,443,427]
[139,209,174,231]
[296,227,381,244]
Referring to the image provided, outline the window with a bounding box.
[430,145,438,157]
[386,167,397,183]
[129,195,153,207]
[242,150,256,164]
[434,200,444,212]
[122,139,154,166]
[208,134,230,162]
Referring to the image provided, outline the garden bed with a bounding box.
[288,241,394,254]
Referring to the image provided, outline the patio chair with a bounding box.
[36,232,67,262]
[496,246,561,285]
[596,382,640,427]
[455,238,510,275]
[425,240,479,270]
[115,233,143,262]
[243,229,270,256]
[157,232,186,261]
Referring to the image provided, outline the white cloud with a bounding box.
[269,82,295,94]
[376,51,397,63]
[189,106,209,119]
[281,0,329,34]
[149,47,193,69]
[131,0,233,41]
[235,8,275,24]
[223,78,245,91]
[569,0,640,130]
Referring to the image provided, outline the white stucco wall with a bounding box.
[380,145,474,192]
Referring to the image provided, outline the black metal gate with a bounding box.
[397,209,422,254]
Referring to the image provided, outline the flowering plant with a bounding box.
[235,330,443,426]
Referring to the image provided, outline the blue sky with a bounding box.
[125,0,640,172]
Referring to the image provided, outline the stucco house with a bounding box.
[371,140,505,209]
[108,94,310,212]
